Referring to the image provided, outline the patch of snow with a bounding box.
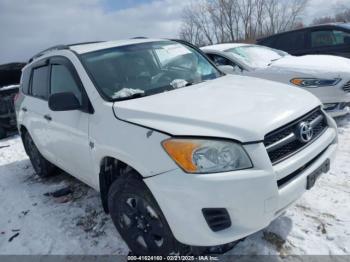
[0,115,349,255]
[112,88,144,99]
[170,79,188,89]
[271,55,350,73]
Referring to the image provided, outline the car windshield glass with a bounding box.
[225,45,288,68]
[80,41,221,101]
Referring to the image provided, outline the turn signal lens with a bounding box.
[162,139,199,172]
[290,78,304,86]
[290,78,341,87]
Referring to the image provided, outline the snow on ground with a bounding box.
[0,115,349,255]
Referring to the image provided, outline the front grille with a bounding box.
[264,108,328,164]
[343,80,350,93]
[202,208,231,232]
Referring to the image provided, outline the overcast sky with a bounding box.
[0,0,349,64]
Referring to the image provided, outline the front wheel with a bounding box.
[108,173,187,255]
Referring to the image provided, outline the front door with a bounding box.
[46,57,93,184]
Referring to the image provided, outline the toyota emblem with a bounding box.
[298,122,313,143]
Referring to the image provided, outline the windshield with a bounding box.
[80,41,221,101]
[225,45,288,68]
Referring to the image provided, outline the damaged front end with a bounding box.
[0,62,25,139]
[0,85,19,137]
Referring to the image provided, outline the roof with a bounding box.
[258,22,350,41]
[201,43,250,52]
[69,38,165,54]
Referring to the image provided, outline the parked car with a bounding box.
[202,43,350,117]
[15,39,338,255]
[0,62,25,139]
[0,85,19,139]
[257,23,350,58]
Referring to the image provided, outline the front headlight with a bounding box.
[162,138,252,174]
[290,78,341,88]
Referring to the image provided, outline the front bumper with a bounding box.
[145,125,337,246]
[306,83,350,117]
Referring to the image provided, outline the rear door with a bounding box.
[306,27,350,58]
[46,56,93,183]
[24,61,57,163]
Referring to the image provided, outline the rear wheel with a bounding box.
[108,173,187,255]
[0,127,6,139]
[24,132,55,177]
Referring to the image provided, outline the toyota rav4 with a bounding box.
[15,39,338,255]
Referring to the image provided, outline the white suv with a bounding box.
[15,39,338,255]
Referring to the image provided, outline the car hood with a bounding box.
[270,55,350,74]
[0,85,19,95]
[113,75,321,142]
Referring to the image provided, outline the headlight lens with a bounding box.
[290,78,341,87]
[162,138,252,174]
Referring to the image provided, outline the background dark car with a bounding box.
[257,23,350,58]
[0,62,25,139]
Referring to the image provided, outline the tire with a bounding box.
[23,132,55,177]
[0,127,6,140]
[108,172,188,255]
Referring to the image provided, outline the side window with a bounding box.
[31,66,49,100]
[209,54,236,67]
[274,31,305,50]
[311,30,350,47]
[50,64,82,104]
[260,37,276,47]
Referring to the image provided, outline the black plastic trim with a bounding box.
[277,144,330,188]
[202,208,231,232]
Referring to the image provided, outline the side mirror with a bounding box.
[48,92,81,111]
[217,65,235,74]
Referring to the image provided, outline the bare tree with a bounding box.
[254,0,266,38]
[311,7,350,25]
[179,0,308,45]
[264,0,308,35]
[311,16,336,25]
[335,9,350,22]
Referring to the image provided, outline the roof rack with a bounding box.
[28,45,69,63]
[131,36,148,39]
[28,41,105,63]
[68,41,105,47]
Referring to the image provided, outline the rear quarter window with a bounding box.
[21,67,31,95]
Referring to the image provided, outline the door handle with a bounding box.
[22,107,27,112]
[44,115,52,121]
